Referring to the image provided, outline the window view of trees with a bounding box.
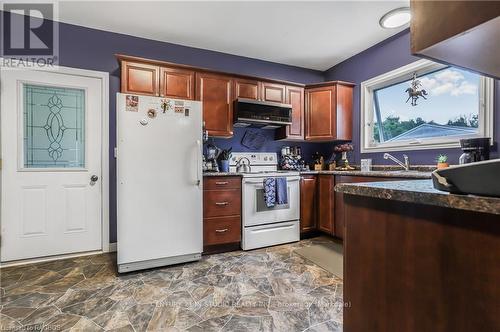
[373,113,479,142]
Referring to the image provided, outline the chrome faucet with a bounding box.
[383,153,410,171]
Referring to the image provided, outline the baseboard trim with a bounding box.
[0,250,103,268]
[1,242,118,268]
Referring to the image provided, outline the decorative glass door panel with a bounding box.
[2,68,102,262]
[23,84,86,168]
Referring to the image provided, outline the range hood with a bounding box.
[233,98,292,129]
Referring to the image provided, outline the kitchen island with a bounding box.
[336,180,500,332]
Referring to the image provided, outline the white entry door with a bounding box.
[1,67,104,262]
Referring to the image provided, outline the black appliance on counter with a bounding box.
[459,137,490,164]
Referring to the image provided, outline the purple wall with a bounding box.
[51,21,326,243]
[209,128,333,161]
[324,29,499,165]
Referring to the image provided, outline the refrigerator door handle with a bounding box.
[196,140,201,186]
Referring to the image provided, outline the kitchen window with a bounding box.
[361,59,494,152]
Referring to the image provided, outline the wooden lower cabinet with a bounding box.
[317,175,335,235]
[204,177,241,190]
[203,176,241,253]
[344,195,500,331]
[300,175,317,233]
[308,174,405,239]
[203,189,241,218]
[203,216,241,246]
[334,175,406,239]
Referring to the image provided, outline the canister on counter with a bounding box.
[360,158,372,172]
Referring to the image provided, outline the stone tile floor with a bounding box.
[0,237,343,331]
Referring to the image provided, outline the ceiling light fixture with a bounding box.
[379,7,411,29]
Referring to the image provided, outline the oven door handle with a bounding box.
[243,177,300,184]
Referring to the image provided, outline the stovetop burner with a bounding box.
[228,152,300,177]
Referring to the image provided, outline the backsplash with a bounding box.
[207,128,335,165]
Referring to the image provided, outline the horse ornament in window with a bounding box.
[405,72,428,106]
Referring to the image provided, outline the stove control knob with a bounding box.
[264,157,268,161]
[269,156,274,161]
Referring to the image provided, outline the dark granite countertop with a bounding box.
[203,166,433,179]
[300,170,432,179]
[203,170,431,178]
[335,179,500,215]
[203,172,241,177]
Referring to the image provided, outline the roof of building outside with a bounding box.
[386,123,477,142]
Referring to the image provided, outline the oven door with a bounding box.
[242,176,300,227]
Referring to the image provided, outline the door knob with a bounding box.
[90,175,99,182]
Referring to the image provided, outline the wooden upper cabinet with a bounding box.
[196,72,234,137]
[159,67,194,100]
[317,175,335,235]
[305,85,335,141]
[336,84,353,140]
[234,78,260,100]
[300,175,317,233]
[410,0,500,78]
[276,86,305,140]
[261,82,286,103]
[117,56,353,141]
[305,82,353,141]
[121,60,160,96]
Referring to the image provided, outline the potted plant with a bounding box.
[436,154,449,169]
[218,148,232,173]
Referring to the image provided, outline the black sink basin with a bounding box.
[432,159,500,197]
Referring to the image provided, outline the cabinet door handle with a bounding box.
[215,228,228,233]
[215,181,229,185]
[215,201,229,206]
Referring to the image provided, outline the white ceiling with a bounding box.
[58,1,410,71]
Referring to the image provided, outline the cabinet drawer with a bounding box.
[203,190,241,217]
[203,216,241,246]
[204,177,241,190]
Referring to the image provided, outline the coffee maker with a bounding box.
[459,137,490,164]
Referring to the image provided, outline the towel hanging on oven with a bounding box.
[263,177,288,207]
[276,177,288,205]
[263,178,276,208]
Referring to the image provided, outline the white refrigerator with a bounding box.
[116,93,203,273]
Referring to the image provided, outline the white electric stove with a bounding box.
[230,152,300,250]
